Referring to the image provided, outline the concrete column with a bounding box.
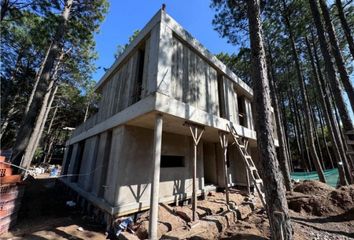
[149,114,163,240]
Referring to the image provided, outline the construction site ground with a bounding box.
[1,175,353,240]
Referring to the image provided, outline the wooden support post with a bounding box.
[185,122,204,222]
[218,131,230,205]
[246,168,251,196]
[149,114,163,240]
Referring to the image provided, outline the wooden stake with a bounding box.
[185,122,204,222]
[219,131,230,205]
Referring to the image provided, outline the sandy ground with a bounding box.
[1,176,353,240]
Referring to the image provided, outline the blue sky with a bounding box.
[92,0,238,82]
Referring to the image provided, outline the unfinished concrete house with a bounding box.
[61,8,278,232]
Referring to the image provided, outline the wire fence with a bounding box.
[291,168,339,188]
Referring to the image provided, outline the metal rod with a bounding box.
[149,114,163,240]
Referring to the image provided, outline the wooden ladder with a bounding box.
[227,123,266,208]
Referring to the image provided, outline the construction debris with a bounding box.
[288,180,354,217]
[0,156,24,235]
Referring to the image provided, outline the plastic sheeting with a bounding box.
[291,168,339,188]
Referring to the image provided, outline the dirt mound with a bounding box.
[288,181,354,217]
[293,180,334,195]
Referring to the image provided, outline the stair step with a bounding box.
[255,179,263,184]
[347,151,354,155]
[249,167,257,171]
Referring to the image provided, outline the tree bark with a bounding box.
[310,103,325,169]
[266,46,292,191]
[11,0,73,168]
[309,0,353,133]
[281,0,326,182]
[289,89,308,171]
[246,1,292,239]
[335,0,354,60]
[24,43,52,116]
[21,51,63,169]
[0,0,9,21]
[309,36,352,184]
[319,0,354,112]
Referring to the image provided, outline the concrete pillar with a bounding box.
[149,114,163,240]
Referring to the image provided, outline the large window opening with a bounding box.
[238,96,247,127]
[132,46,145,104]
[217,73,226,118]
[161,155,185,168]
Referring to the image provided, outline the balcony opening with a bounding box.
[238,96,247,128]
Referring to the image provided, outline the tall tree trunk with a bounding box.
[246,1,292,239]
[26,84,59,168]
[0,0,9,21]
[11,0,73,168]
[0,106,17,139]
[310,103,325,169]
[335,0,354,59]
[282,1,325,182]
[24,43,52,116]
[280,100,294,172]
[317,105,334,168]
[289,90,308,171]
[267,47,292,191]
[309,0,353,133]
[46,104,58,135]
[83,103,90,122]
[43,105,59,163]
[309,36,352,184]
[21,52,63,169]
[319,0,354,112]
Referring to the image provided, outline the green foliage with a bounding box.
[0,0,109,148]
[216,48,252,85]
[210,0,354,169]
[114,30,140,60]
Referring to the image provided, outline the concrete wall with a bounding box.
[203,142,218,185]
[66,125,201,214]
[169,36,219,116]
[114,126,204,208]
